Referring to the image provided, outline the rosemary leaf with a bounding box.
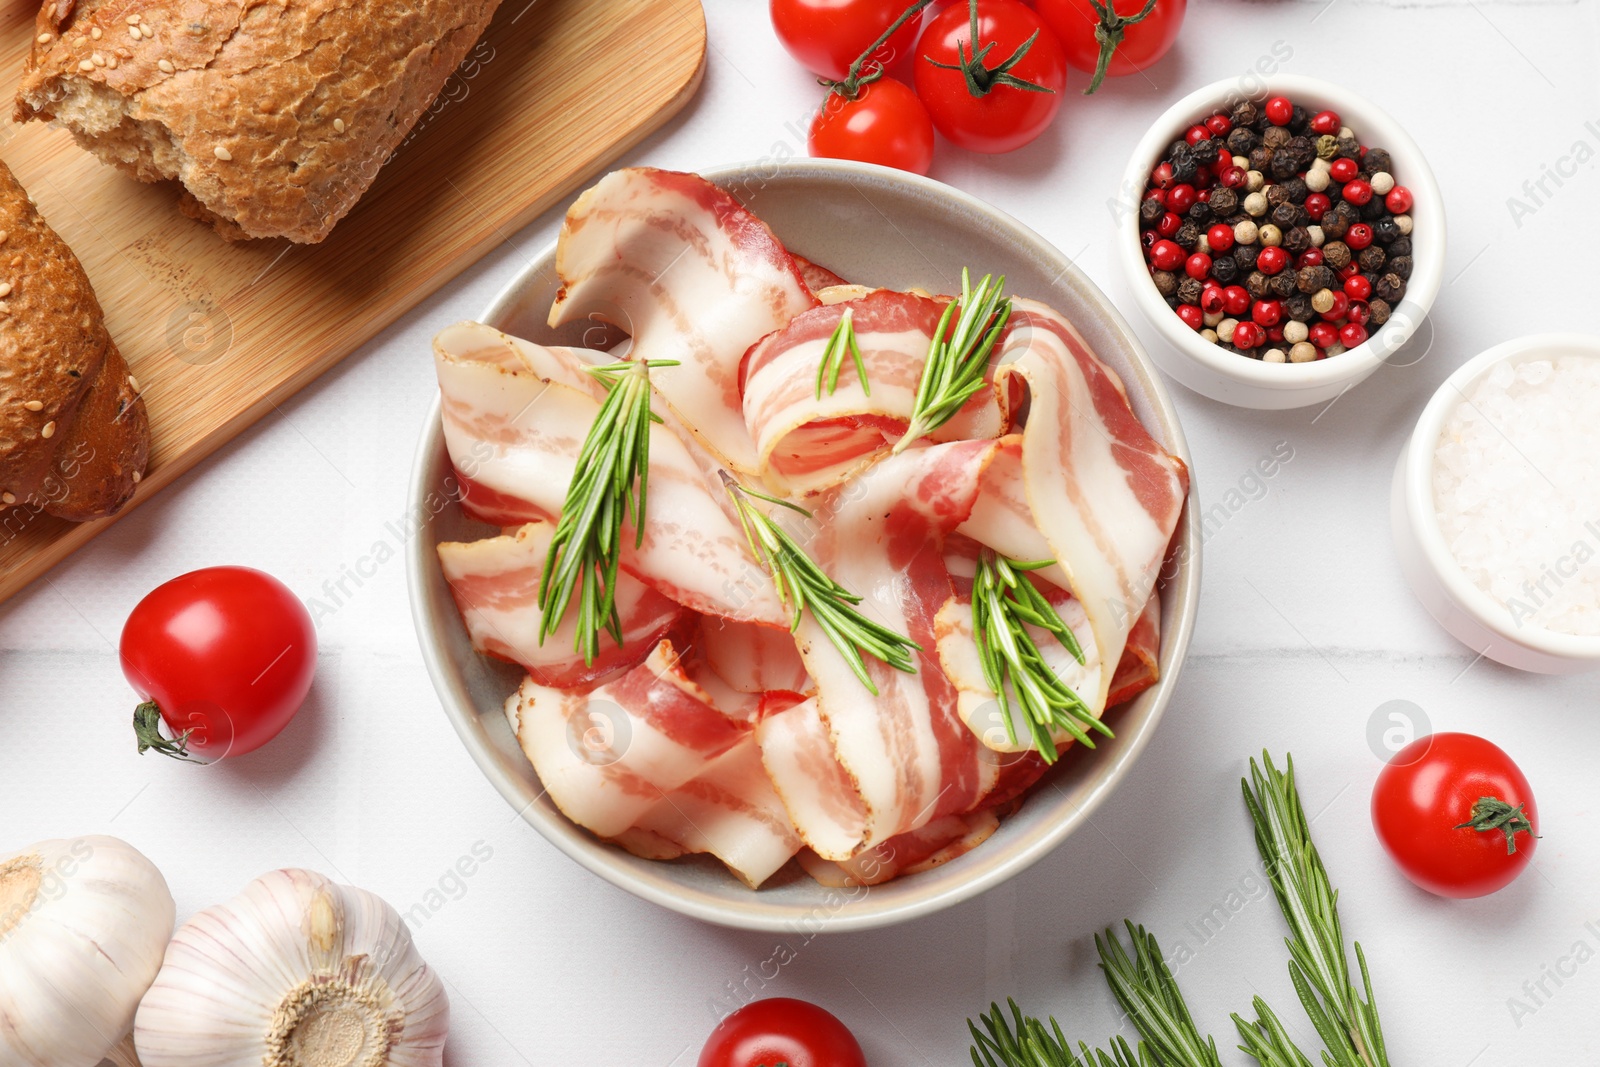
[894,268,1011,452]
[722,475,919,695]
[1096,922,1224,1067]
[536,359,677,664]
[973,550,1106,763]
[815,307,870,400]
[1232,996,1316,1067]
[969,1000,1094,1067]
[1243,754,1391,1067]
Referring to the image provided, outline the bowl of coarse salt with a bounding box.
[1393,334,1600,673]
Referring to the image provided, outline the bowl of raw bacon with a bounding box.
[407,160,1200,931]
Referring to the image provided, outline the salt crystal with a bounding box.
[1432,353,1600,637]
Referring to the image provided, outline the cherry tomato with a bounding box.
[913,0,1067,154]
[1372,733,1539,899]
[1035,0,1185,92]
[698,998,866,1067]
[810,77,936,174]
[770,0,924,81]
[121,567,316,762]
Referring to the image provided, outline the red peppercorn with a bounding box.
[1309,321,1338,349]
[1338,262,1360,280]
[1346,300,1371,326]
[1310,110,1341,136]
[1264,96,1293,126]
[1206,113,1232,136]
[1321,290,1350,321]
[1297,248,1325,269]
[1185,252,1212,280]
[1186,124,1211,145]
[1207,223,1235,252]
[1176,304,1204,330]
[1267,324,1285,342]
[1222,166,1249,189]
[1223,285,1251,316]
[1303,193,1331,220]
[1195,165,1215,189]
[1150,239,1184,271]
[1158,211,1183,237]
[1200,287,1226,315]
[1342,180,1373,206]
[1252,299,1283,327]
[1233,321,1265,349]
[1197,188,1212,203]
[1215,146,1233,169]
[1152,161,1174,188]
[1329,158,1359,183]
[1166,184,1197,214]
[1141,230,1159,252]
[1344,275,1372,301]
[1145,187,1166,205]
[1344,223,1373,250]
[1340,322,1369,347]
[1256,246,1289,275]
[1385,186,1413,214]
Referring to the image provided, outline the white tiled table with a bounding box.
[5,1,1598,1061]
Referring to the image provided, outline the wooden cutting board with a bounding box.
[0,0,706,602]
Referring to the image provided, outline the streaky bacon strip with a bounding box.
[987,298,1188,711]
[700,615,810,696]
[1107,591,1162,708]
[762,441,1003,859]
[792,254,847,296]
[755,697,867,860]
[547,168,818,473]
[433,329,788,627]
[742,290,1009,496]
[505,639,747,839]
[798,808,1001,888]
[438,522,685,689]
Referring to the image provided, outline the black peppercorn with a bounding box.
[1233,244,1259,271]
[1171,157,1199,183]
[1282,177,1308,203]
[1322,241,1352,270]
[1152,269,1178,296]
[1231,101,1259,129]
[1226,127,1258,155]
[1271,202,1300,230]
[1360,198,1388,222]
[1389,255,1412,280]
[1335,135,1361,159]
[1357,245,1387,273]
[1376,273,1406,302]
[1140,197,1164,226]
[1175,220,1201,250]
[1211,256,1239,284]
[1297,265,1337,293]
[1246,270,1271,299]
[1387,235,1412,258]
[1321,213,1351,241]
[1167,140,1190,162]
[1266,183,1291,207]
[1207,187,1239,215]
[1248,146,1274,172]
[1262,126,1292,150]
[1372,217,1401,245]
[1289,104,1308,133]
[1283,225,1311,254]
[1269,153,1299,180]
[1178,276,1204,304]
[1286,293,1314,322]
[1362,148,1393,177]
[1270,270,1297,299]
[1368,297,1392,325]
[1165,294,1181,309]
[1187,201,1214,225]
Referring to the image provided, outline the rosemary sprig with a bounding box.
[721,475,920,695]
[1096,922,1224,1067]
[1232,997,1316,1067]
[894,268,1011,452]
[972,551,1106,763]
[816,307,870,400]
[537,359,677,665]
[1243,754,1391,1067]
[969,1000,1092,1067]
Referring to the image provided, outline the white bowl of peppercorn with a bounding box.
[1119,75,1444,410]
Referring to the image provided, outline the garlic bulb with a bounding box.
[135,868,449,1067]
[0,835,175,1067]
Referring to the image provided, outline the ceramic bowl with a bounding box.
[1119,74,1445,410]
[1392,333,1600,674]
[407,158,1201,931]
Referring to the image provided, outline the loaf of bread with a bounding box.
[0,160,147,522]
[15,0,504,244]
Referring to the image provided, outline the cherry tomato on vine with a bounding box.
[913,0,1067,153]
[698,998,866,1067]
[1034,0,1186,94]
[1371,733,1540,899]
[810,76,936,174]
[121,566,316,763]
[770,0,924,81]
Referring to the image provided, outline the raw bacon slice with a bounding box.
[742,290,1009,496]
[624,737,803,889]
[435,320,605,397]
[760,441,1002,859]
[798,808,1001,888]
[1107,591,1162,707]
[546,168,818,473]
[987,298,1188,711]
[700,615,810,695]
[792,254,847,295]
[438,522,685,689]
[504,639,747,839]
[433,334,788,627]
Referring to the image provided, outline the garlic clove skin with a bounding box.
[135,868,449,1067]
[0,836,175,1067]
